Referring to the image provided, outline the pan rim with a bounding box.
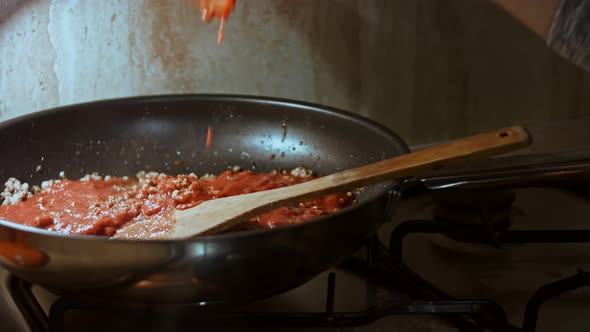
[0,93,409,244]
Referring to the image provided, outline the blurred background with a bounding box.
[2,0,590,149]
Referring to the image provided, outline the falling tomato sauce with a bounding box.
[206,125,213,152]
[198,0,236,44]
[0,170,353,240]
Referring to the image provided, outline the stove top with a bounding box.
[3,154,590,331]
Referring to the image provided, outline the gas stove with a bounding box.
[2,153,590,332]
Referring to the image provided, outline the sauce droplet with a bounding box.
[206,126,213,152]
[218,16,226,44]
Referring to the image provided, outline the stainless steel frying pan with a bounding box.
[0,95,408,303]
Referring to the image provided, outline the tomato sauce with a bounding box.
[0,170,354,240]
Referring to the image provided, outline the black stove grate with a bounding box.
[390,218,590,332]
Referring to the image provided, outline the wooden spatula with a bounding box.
[169,126,531,239]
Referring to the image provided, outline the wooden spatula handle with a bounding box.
[171,126,531,238]
[322,125,531,188]
[239,126,531,204]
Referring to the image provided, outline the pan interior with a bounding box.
[0,95,409,235]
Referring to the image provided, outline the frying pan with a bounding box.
[0,94,519,303]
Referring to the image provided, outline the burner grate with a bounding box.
[389,218,590,332]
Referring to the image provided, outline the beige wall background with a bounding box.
[1,0,589,148]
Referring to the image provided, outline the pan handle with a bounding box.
[415,149,590,190]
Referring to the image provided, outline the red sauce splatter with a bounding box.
[0,171,353,239]
[206,125,213,152]
[198,0,236,44]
